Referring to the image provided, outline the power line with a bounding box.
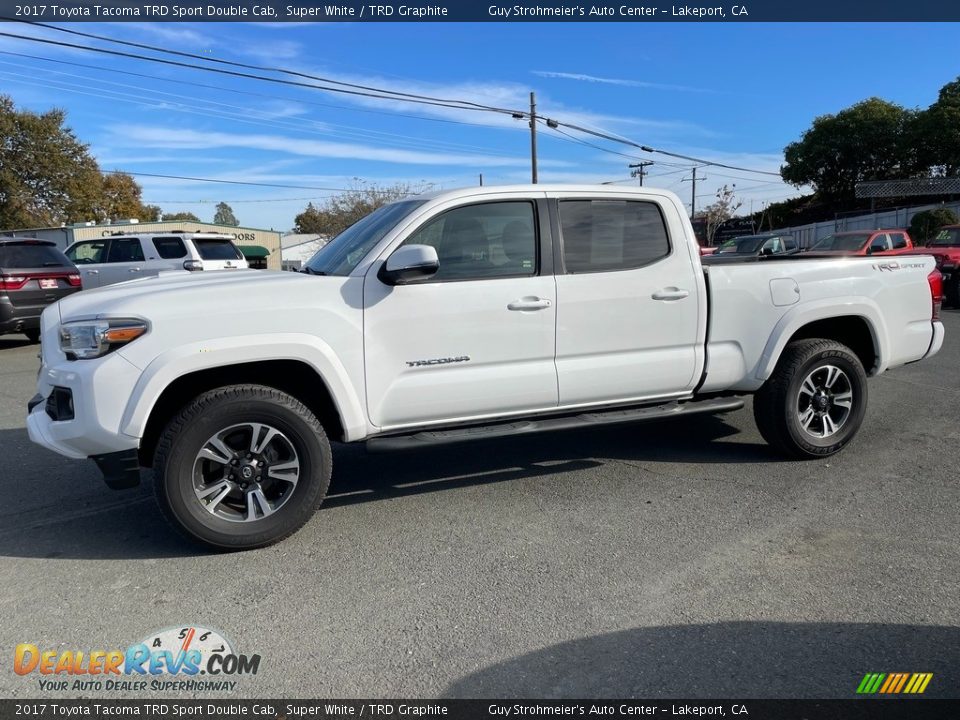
[14,20,522,116]
[0,28,520,116]
[103,170,357,191]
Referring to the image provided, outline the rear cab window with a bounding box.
[193,238,244,261]
[558,199,670,273]
[0,242,72,269]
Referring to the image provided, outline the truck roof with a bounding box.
[409,183,684,203]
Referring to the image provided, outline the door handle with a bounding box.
[652,287,690,301]
[508,296,552,311]
[128,268,141,272]
[85,270,99,275]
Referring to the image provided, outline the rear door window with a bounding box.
[66,240,109,265]
[559,199,670,273]
[193,239,243,260]
[107,238,146,263]
[153,236,187,259]
[0,243,72,269]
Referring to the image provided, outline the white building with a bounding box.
[281,233,329,271]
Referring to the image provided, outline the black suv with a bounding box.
[0,239,82,343]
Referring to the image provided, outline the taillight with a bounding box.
[0,275,27,291]
[66,274,82,287]
[928,269,943,321]
[183,260,203,271]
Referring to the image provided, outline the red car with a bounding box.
[807,229,914,256]
[914,225,960,306]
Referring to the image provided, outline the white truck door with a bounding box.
[364,199,558,429]
[552,194,703,405]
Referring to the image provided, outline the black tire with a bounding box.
[23,329,40,343]
[753,338,867,459]
[153,384,332,550]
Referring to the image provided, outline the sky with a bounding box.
[2,21,959,231]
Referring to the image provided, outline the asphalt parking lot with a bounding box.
[1,312,958,700]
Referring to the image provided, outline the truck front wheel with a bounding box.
[753,339,867,459]
[153,385,332,550]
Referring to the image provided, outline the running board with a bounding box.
[366,397,744,451]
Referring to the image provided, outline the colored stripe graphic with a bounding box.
[857,672,932,694]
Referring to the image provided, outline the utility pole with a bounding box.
[682,167,705,218]
[529,91,538,184]
[479,173,483,186]
[629,161,654,186]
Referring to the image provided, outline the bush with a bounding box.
[909,207,959,245]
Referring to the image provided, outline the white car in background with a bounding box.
[64,232,249,288]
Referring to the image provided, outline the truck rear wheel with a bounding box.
[753,339,867,459]
[153,385,331,550]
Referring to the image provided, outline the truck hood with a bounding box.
[56,270,341,323]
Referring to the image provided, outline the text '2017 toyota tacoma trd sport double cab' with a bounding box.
[26,186,945,549]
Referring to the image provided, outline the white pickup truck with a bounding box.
[26,185,945,549]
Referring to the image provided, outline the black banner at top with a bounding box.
[2,0,960,22]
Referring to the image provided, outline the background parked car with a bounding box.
[913,225,960,306]
[807,229,913,256]
[713,233,799,257]
[0,238,82,343]
[64,232,249,289]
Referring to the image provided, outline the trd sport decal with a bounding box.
[406,355,471,368]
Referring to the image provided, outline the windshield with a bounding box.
[810,233,871,252]
[929,228,960,247]
[715,236,767,254]
[303,200,425,276]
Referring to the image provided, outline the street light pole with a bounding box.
[530,91,538,184]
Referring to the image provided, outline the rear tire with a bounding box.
[23,329,40,343]
[753,339,867,459]
[153,384,332,550]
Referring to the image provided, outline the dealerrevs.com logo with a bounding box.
[14,626,260,693]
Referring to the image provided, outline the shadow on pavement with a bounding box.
[444,621,960,698]
[0,335,36,351]
[2,412,775,560]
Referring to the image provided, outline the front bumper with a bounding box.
[27,347,143,461]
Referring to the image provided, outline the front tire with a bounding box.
[153,385,332,550]
[753,339,867,459]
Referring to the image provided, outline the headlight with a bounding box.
[59,318,148,360]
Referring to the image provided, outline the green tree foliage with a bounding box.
[0,95,102,228]
[909,207,959,245]
[97,172,159,222]
[162,211,202,222]
[213,202,239,226]
[914,78,960,177]
[293,181,423,236]
[0,96,158,228]
[781,98,920,205]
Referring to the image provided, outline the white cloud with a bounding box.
[533,70,716,94]
[109,125,571,168]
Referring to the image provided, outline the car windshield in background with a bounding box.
[715,236,766,254]
[303,200,426,276]
[810,233,871,251]
[929,228,960,247]
[194,239,243,261]
[0,242,71,268]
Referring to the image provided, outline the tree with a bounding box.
[162,211,202,222]
[97,172,159,222]
[0,95,102,228]
[909,207,959,245]
[781,98,920,205]
[914,78,960,177]
[293,181,423,236]
[213,202,239,226]
[696,184,743,244]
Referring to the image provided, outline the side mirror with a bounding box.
[379,244,439,285]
